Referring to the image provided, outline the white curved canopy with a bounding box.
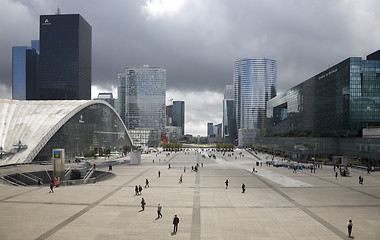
[0,99,130,166]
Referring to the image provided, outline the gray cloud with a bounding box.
[1,0,380,134]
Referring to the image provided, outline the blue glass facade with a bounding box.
[12,41,39,100]
[12,46,28,100]
[266,52,380,137]
[234,58,277,130]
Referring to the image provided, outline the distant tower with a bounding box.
[222,85,237,140]
[172,101,185,135]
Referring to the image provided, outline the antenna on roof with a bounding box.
[56,0,61,15]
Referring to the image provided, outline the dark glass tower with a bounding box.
[39,14,92,100]
[172,101,185,135]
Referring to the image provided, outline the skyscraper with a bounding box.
[39,14,92,100]
[234,58,277,130]
[207,122,214,136]
[222,85,237,140]
[12,41,39,100]
[172,101,185,135]
[117,65,166,146]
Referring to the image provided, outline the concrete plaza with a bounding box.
[0,149,379,240]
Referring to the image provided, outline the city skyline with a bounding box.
[1,0,380,135]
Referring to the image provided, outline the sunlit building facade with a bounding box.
[234,58,277,131]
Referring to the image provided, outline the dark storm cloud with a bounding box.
[1,0,380,134]
[1,0,380,96]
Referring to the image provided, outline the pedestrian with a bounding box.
[358,175,361,184]
[252,167,255,173]
[138,185,143,195]
[173,215,179,234]
[135,185,139,195]
[184,166,186,173]
[145,179,149,188]
[335,172,338,179]
[157,203,162,218]
[242,183,245,193]
[225,179,229,189]
[168,163,171,169]
[158,170,161,178]
[201,162,203,167]
[360,176,364,184]
[179,174,183,184]
[141,198,146,211]
[49,181,54,193]
[334,165,336,172]
[347,219,353,237]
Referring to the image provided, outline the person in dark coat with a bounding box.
[145,179,149,188]
[141,198,146,211]
[138,185,143,195]
[242,183,246,193]
[135,185,139,195]
[225,179,229,189]
[173,215,179,234]
[347,219,353,237]
[49,181,54,193]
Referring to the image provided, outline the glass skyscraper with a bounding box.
[12,40,39,100]
[172,101,185,135]
[234,58,277,130]
[117,65,166,146]
[39,14,92,100]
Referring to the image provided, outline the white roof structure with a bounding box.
[0,99,130,166]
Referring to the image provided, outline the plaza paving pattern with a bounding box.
[0,149,379,240]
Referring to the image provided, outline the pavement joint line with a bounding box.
[251,171,348,240]
[301,171,380,201]
[190,154,201,240]
[0,187,39,201]
[216,152,348,239]
[34,166,154,240]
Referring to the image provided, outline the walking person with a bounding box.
[179,174,183,184]
[141,198,146,211]
[138,185,143,195]
[172,215,179,234]
[225,179,229,189]
[157,203,163,219]
[242,183,245,193]
[358,175,361,184]
[49,181,54,193]
[158,171,161,178]
[145,179,149,188]
[335,172,338,179]
[347,219,353,237]
[135,185,139,195]
[184,166,186,173]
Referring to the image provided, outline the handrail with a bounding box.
[83,167,94,183]
[65,167,72,178]
[45,168,52,181]
[19,173,39,183]
[3,175,26,186]
[0,177,23,187]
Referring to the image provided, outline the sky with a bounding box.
[1,0,380,136]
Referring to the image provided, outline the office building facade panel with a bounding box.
[266,52,380,137]
[39,14,91,100]
[223,99,237,140]
[234,58,277,130]
[172,101,185,135]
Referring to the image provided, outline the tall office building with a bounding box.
[234,58,277,130]
[172,101,185,135]
[207,122,214,136]
[117,65,166,146]
[12,40,39,100]
[222,85,237,140]
[39,14,92,100]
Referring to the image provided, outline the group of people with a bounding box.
[135,185,143,195]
